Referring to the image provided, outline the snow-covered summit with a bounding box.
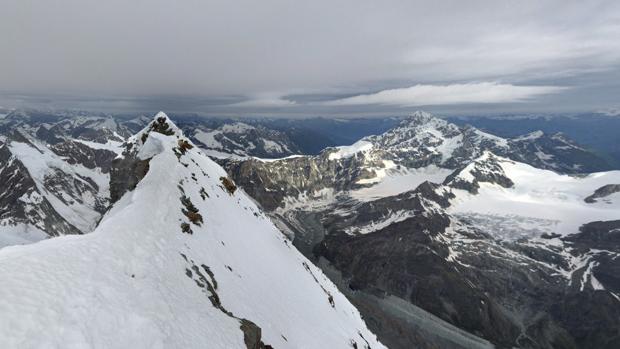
[131,111,184,145]
[405,110,440,123]
[0,113,383,349]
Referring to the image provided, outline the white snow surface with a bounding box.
[328,140,373,160]
[350,165,453,201]
[0,222,47,249]
[74,138,124,154]
[0,114,383,349]
[449,156,620,238]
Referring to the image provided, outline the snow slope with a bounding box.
[0,113,383,349]
[0,223,47,249]
[449,155,620,239]
[328,140,374,160]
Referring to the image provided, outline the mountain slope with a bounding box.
[0,131,116,247]
[223,112,620,348]
[313,154,620,348]
[0,113,383,349]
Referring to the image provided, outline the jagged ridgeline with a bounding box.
[0,112,384,349]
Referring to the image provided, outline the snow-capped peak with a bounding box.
[149,111,183,136]
[127,111,184,148]
[408,110,437,121]
[0,112,384,349]
[154,110,169,120]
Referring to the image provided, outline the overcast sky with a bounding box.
[1,0,619,116]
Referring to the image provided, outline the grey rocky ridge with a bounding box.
[224,112,620,349]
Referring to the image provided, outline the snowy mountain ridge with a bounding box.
[188,121,300,159]
[225,112,620,348]
[0,112,384,349]
[325,110,607,173]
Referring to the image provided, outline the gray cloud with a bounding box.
[1,0,619,114]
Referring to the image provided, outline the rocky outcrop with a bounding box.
[443,153,514,194]
[584,184,620,203]
[109,154,151,204]
[50,140,117,172]
[109,115,180,203]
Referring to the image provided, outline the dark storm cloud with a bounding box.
[1,0,619,115]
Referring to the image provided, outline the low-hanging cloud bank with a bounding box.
[321,83,566,107]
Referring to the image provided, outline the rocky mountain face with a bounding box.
[227,112,611,209]
[184,121,301,159]
[224,112,620,348]
[0,113,384,349]
[0,111,126,247]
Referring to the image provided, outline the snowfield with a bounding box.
[0,223,47,249]
[0,113,383,349]
[328,140,374,160]
[449,156,620,238]
[350,164,453,201]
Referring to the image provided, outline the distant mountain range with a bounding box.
[447,112,620,168]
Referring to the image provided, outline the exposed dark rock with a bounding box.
[109,155,151,204]
[584,184,620,203]
[564,220,620,251]
[220,176,237,195]
[181,195,203,226]
[181,222,193,235]
[50,141,117,172]
[183,257,273,349]
[443,154,514,194]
